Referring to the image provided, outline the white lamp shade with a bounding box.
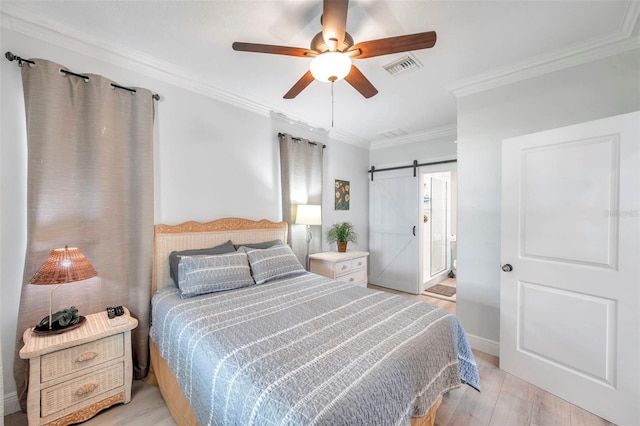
[295,204,322,226]
[309,52,352,83]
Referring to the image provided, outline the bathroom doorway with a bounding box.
[421,169,457,296]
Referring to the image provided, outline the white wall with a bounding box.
[0,26,370,411]
[322,140,370,252]
[456,48,640,345]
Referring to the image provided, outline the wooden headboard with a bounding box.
[152,218,288,293]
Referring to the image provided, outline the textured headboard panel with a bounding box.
[152,218,288,293]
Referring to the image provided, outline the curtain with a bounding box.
[13,59,154,410]
[279,133,324,265]
[0,326,3,419]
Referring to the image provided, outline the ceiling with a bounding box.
[2,1,638,148]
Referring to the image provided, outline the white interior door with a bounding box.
[500,111,640,426]
[369,169,419,294]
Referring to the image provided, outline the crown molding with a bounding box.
[4,2,637,149]
[328,128,370,149]
[268,112,370,148]
[450,35,640,99]
[369,125,456,151]
[270,112,329,138]
[449,1,640,98]
[0,6,369,149]
[1,7,270,116]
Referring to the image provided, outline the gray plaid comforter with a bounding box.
[150,273,480,426]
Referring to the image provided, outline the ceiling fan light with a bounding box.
[309,52,352,83]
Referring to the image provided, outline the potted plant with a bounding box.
[326,222,358,252]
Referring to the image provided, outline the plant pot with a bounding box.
[337,242,347,252]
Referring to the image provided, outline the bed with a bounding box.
[149,218,479,426]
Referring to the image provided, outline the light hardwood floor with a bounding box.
[369,283,457,315]
[5,285,613,426]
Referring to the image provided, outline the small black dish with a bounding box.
[33,316,86,335]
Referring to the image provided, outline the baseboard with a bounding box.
[467,333,500,357]
[4,391,21,416]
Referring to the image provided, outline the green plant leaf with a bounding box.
[326,222,358,244]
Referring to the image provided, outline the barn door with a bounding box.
[369,169,419,294]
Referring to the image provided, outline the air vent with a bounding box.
[383,54,422,75]
[379,128,408,139]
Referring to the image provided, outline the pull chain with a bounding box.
[328,76,338,128]
[331,81,334,128]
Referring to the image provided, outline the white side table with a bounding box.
[20,308,138,425]
[309,251,369,287]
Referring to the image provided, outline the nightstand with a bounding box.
[19,308,138,426]
[309,251,369,287]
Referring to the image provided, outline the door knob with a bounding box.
[501,264,513,272]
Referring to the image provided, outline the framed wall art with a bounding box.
[335,179,350,210]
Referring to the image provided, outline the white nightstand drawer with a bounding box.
[40,362,124,417]
[41,334,124,382]
[337,270,366,286]
[309,251,369,287]
[334,260,352,276]
[351,257,366,271]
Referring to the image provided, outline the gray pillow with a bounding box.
[233,239,283,250]
[243,244,306,285]
[169,240,235,286]
[177,251,254,298]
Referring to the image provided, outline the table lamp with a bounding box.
[29,245,97,333]
[295,204,322,269]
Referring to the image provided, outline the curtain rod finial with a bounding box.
[5,51,35,66]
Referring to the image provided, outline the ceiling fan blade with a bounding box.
[283,71,315,99]
[344,65,378,98]
[232,42,316,57]
[322,0,348,50]
[349,31,437,59]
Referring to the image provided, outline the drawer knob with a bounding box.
[349,278,355,282]
[342,265,347,270]
[75,382,98,396]
[75,351,99,363]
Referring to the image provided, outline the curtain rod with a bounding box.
[278,132,326,149]
[5,51,160,101]
[368,159,457,181]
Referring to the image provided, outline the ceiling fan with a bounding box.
[232,0,437,99]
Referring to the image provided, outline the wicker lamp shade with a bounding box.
[29,245,97,333]
[30,246,97,285]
